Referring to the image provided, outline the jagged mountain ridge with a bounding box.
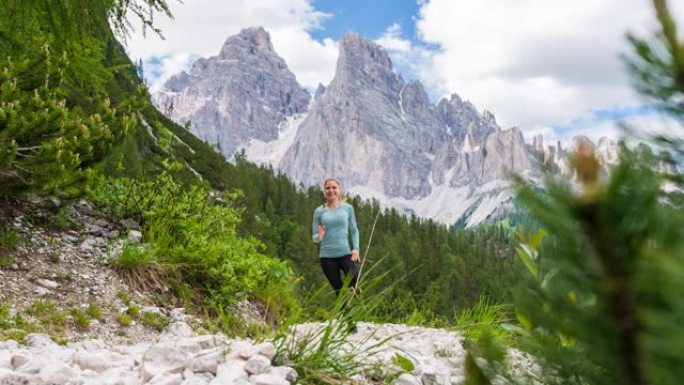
[155,27,627,227]
[155,27,310,157]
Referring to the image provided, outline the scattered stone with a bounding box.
[187,349,223,374]
[269,366,297,383]
[119,218,140,230]
[36,278,59,290]
[254,342,276,361]
[80,239,95,253]
[161,322,195,340]
[94,219,109,228]
[244,355,271,375]
[171,308,186,322]
[393,373,422,385]
[249,372,290,385]
[127,230,143,244]
[141,345,190,382]
[34,286,52,296]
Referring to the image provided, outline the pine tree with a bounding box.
[467,1,684,384]
[0,0,171,195]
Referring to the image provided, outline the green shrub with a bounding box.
[0,46,137,196]
[110,243,155,270]
[51,207,71,230]
[89,169,300,318]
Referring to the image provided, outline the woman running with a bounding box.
[311,177,360,297]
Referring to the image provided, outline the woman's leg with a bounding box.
[339,254,359,291]
[320,257,344,297]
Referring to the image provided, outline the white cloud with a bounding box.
[411,0,684,136]
[375,23,411,52]
[124,0,338,91]
[125,0,684,141]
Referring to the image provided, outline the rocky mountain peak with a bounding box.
[338,32,393,69]
[333,33,399,92]
[483,110,496,124]
[314,83,326,99]
[401,80,431,113]
[155,27,310,157]
[219,26,274,59]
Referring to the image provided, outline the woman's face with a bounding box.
[324,181,340,200]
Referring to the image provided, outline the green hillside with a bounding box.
[0,0,525,328]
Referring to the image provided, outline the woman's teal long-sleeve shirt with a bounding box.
[311,202,360,258]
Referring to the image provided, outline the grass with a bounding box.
[273,258,399,384]
[86,304,103,320]
[111,243,155,270]
[116,312,133,327]
[50,207,71,230]
[28,299,57,317]
[452,296,515,351]
[0,227,19,266]
[126,304,140,318]
[141,311,170,331]
[0,228,19,250]
[0,307,38,343]
[117,290,133,304]
[70,308,91,330]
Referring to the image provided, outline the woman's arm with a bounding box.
[312,207,323,243]
[348,204,360,252]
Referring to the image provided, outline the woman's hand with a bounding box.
[351,250,359,262]
[317,225,325,241]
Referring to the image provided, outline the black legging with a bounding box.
[320,254,359,297]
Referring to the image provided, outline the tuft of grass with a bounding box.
[86,304,103,320]
[126,304,140,318]
[1,328,29,342]
[55,273,73,283]
[12,313,34,331]
[453,296,514,351]
[273,259,398,384]
[117,290,132,305]
[53,336,70,345]
[28,299,57,317]
[116,312,132,327]
[141,311,170,332]
[110,243,167,294]
[70,308,91,331]
[51,207,71,230]
[0,228,19,266]
[0,228,19,250]
[0,304,12,329]
[110,243,155,270]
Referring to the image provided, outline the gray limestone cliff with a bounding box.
[155,27,310,157]
[279,33,537,200]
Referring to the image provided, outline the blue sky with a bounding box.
[125,0,684,142]
[309,0,419,42]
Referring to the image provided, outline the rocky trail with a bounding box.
[0,198,536,384]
